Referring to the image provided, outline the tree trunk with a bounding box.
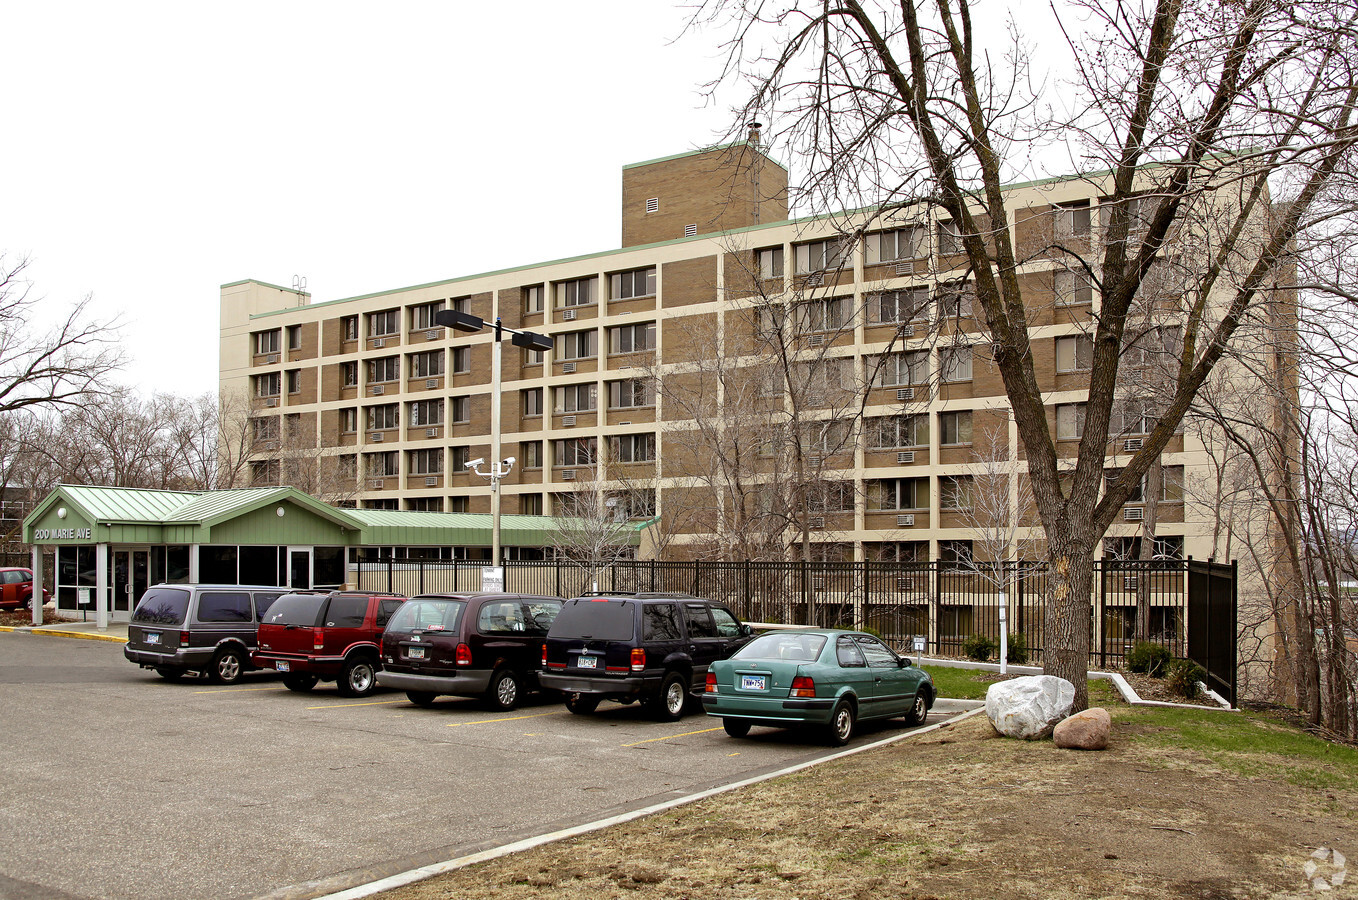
[1043,543,1093,713]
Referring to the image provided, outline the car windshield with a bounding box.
[263,594,328,627]
[131,588,191,626]
[548,599,635,641]
[387,598,466,633]
[733,632,827,662]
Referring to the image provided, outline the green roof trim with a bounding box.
[622,140,787,172]
[221,278,311,296]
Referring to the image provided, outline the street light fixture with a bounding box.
[434,310,554,570]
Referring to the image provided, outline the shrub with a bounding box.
[1006,631,1029,665]
[1126,641,1172,677]
[961,633,997,662]
[1166,658,1207,700]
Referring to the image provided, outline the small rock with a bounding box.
[1054,707,1112,750]
[985,675,1076,739]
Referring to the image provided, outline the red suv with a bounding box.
[252,591,406,697]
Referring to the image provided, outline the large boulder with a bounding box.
[985,675,1076,740]
[1053,707,1111,750]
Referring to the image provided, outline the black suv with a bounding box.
[539,593,752,720]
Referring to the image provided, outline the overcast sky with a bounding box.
[2,2,743,397]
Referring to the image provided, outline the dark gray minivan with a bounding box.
[124,584,287,684]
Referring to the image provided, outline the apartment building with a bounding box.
[220,139,1229,565]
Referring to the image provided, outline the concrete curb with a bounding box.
[0,625,128,643]
[310,707,987,900]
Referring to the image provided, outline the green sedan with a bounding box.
[702,628,934,746]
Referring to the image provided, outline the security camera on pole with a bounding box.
[435,309,553,590]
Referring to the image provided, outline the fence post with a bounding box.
[418,560,425,596]
[1098,561,1107,670]
[555,561,562,599]
[650,557,656,591]
[387,558,394,595]
[930,560,940,656]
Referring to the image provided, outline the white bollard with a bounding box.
[999,596,1008,675]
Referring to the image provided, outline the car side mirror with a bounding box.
[740,624,753,636]
[899,657,912,667]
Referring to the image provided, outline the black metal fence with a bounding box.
[1187,558,1238,706]
[356,557,1199,668]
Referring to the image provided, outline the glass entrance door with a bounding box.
[288,548,312,589]
[112,550,149,612]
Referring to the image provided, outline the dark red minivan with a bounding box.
[377,592,563,711]
[252,590,405,696]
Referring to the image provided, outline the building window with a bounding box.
[407,497,444,512]
[870,289,929,324]
[939,346,973,383]
[608,379,653,409]
[253,416,280,442]
[870,414,929,449]
[866,226,925,263]
[286,370,301,394]
[559,329,598,360]
[341,361,358,387]
[287,325,302,350]
[523,284,544,314]
[409,350,443,378]
[451,346,470,374]
[1124,325,1181,368]
[1105,468,1145,503]
[875,350,928,387]
[366,451,399,477]
[521,440,544,468]
[450,445,471,470]
[250,459,280,486]
[555,383,597,413]
[409,399,443,426]
[368,309,399,338]
[341,316,358,342]
[794,297,844,332]
[609,322,656,354]
[340,408,357,434]
[524,346,545,366]
[935,281,975,319]
[1056,402,1086,440]
[1162,466,1186,503]
[520,493,544,516]
[938,539,974,569]
[367,404,399,431]
[1055,269,1094,306]
[1056,200,1092,239]
[939,475,973,510]
[450,396,470,423]
[555,277,598,308]
[1056,334,1094,372]
[522,388,544,417]
[555,437,597,466]
[451,296,470,314]
[253,329,281,355]
[368,356,399,383]
[756,246,784,279]
[409,448,443,475]
[937,220,964,255]
[794,237,850,273]
[870,477,926,511]
[938,410,973,445]
[411,300,445,330]
[611,267,656,300]
[254,372,281,398]
[612,433,656,463]
[448,496,469,513]
[610,488,656,519]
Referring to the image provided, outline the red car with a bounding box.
[252,590,406,696]
[0,568,50,610]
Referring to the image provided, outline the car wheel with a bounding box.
[283,674,319,693]
[337,657,377,698]
[722,718,752,738]
[904,688,929,726]
[650,671,688,722]
[826,699,856,746]
[406,691,438,707]
[155,668,186,683]
[208,648,245,685]
[565,692,600,715]
[486,669,521,711]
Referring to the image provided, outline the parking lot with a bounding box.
[0,632,972,900]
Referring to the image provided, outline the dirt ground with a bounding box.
[374,710,1357,900]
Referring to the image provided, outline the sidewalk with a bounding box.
[0,618,129,643]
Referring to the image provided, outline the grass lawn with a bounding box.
[924,663,1122,705]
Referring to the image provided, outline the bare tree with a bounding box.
[695,0,1358,709]
[550,468,639,588]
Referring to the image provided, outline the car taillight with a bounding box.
[705,672,717,693]
[630,648,645,672]
[313,632,324,651]
[455,643,472,666]
[541,644,548,666]
[179,631,190,647]
[790,676,816,698]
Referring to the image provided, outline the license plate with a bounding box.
[740,674,767,691]
[408,646,426,660]
[144,632,161,645]
[577,655,599,669]
[275,661,290,672]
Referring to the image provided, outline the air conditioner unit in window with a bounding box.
[368,479,386,490]
[426,330,438,340]
[266,354,278,364]
[618,421,631,426]
[372,384,385,395]
[373,338,385,348]
[263,441,278,451]
[562,309,577,321]
[807,456,822,468]
[896,387,914,401]
[562,415,576,426]
[807,333,825,347]
[894,262,912,276]
[897,514,916,527]
[370,432,384,442]
[1124,507,1145,521]
[1123,438,1144,452]
[806,272,824,287]
[264,398,278,407]
[561,470,576,481]
[562,362,577,374]
[1123,575,1140,591]
[808,516,825,529]
[897,450,915,464]
[425,477,438,487]
[426,427,439,438]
